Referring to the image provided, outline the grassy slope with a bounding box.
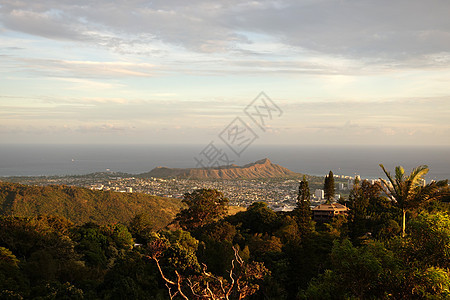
[0,182,183,229]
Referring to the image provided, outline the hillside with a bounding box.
[0,182,183,229]
[139,158,299,179]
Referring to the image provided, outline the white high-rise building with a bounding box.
[315,189,324,200]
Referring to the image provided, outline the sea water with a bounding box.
[0,144,448,181]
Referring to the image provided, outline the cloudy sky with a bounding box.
[1,0,449,146]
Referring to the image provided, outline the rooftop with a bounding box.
[312,203,349,212]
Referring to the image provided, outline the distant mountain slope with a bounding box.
[0,182,183,229]
[139,158,299,179]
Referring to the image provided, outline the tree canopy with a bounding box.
[0,165,449,299]
[175,188,229,231]
[0,182,182,229]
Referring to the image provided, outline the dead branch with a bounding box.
[148,242,266,300]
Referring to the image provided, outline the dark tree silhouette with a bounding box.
[297,175,311,206]
[324,171,335,203]
[294,176,313,237]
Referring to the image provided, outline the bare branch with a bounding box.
[165,283,178,300]
[149,243,266,300]
[175,270,190,300]
[226,259,236,299]
[205,282,218,300]
[150,257,176,285]
[147,247,189,300]
[233,246,244,266]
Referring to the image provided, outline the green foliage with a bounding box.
[157,230,201,274]
[0,216,88,298]
[413,267,450,298]
[146,238,270,300]
[0,182,183,229]
[303,239,398,299]
[0,246,19,267]
[129,213,155,244]
[329,239,383,297]
[401,211,450,269]
[70,222,134,271]
[99,251,165,300]
[0,164,448,299]
[275,216,301,245]
[229,202,281,234]
[293,176,314,238]
[197,221,237,275]
[30,281,84,299]
[108,224,134,250]
[297,175,311,204]
[285,232,334,296]
[379,164,449,237]
[347,180,399,241]
[175,189,229,231]
[324,214,348,237]
[303,210,450,299]
[248,233,283,258]
[0,247,27,298]
[71,223,110,268]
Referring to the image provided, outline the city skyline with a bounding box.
[1,0,449,146]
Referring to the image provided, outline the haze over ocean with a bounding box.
[1,144,448,181]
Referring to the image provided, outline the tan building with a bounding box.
[312,203,350,222]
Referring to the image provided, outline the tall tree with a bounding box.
[175,189,228,231]
[324,171,335,203]
[295,176,313,237]
[297,175,311,206]
[379,164,449,237]
[347,180,397,240]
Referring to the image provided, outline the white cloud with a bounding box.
[1,0,449,63]
[0,0,449,145]
[1,56,160,78]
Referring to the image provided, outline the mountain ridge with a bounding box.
[0,181,183,228]
[139,158,300,179]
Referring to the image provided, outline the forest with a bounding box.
[0,182,183,229]
[1,165,450,299]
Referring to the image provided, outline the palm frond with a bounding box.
[380,164,399,196]
[408,165,429,187]
[408,180,448,209]
[395,166,405,181]
[394,166,405,195]
[379,178,396,201]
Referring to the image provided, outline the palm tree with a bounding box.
[379,164,449,237]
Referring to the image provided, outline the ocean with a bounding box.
[0,144,449,181]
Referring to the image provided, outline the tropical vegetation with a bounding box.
[0,165,449,299]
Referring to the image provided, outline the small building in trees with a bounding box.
[312,203,349,222]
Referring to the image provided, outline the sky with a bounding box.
[1,0,449,146]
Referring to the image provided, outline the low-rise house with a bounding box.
[312,203,349,222]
